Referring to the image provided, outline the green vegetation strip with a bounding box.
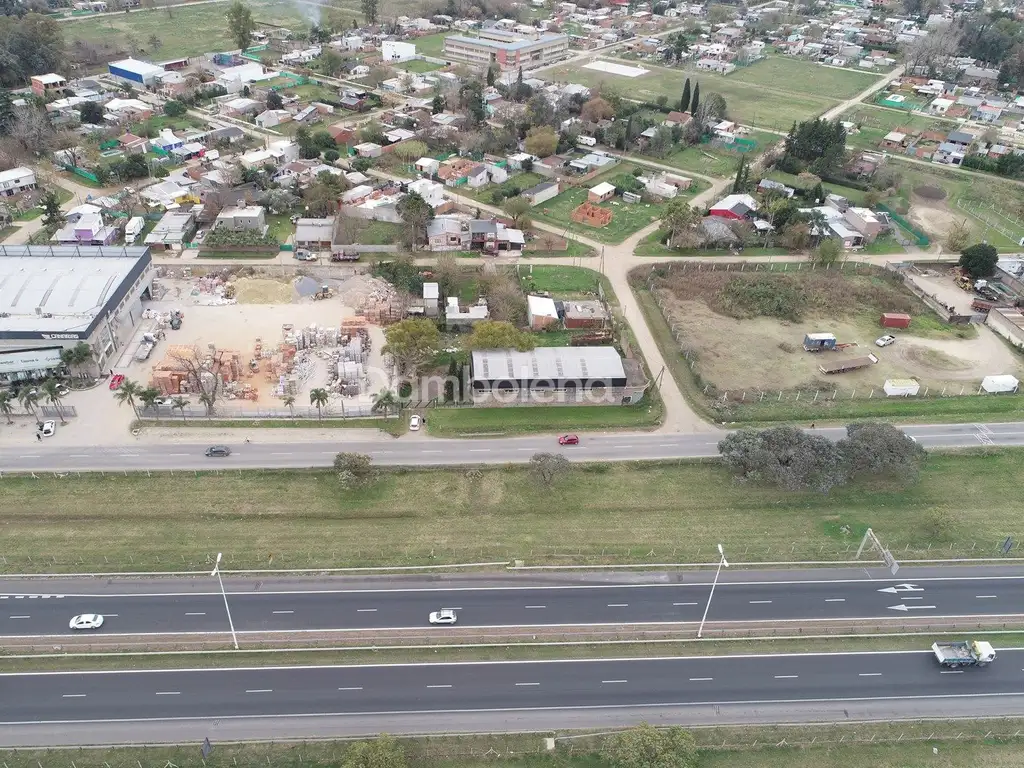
[3,450,1024,572]
[136,416,404,435]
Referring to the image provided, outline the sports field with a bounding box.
[539,55,883,131]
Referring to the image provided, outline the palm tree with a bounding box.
[138,387,160,419]
[113,379,142,417]
[71,341,94,378]
[372,388,398,417]
[0,390,14,424]
[172,396,189,423]
[309,388,329,422]
[19,388,39,420]
[283,395,296,418]
[40,378,66,424]
[198,391,216,417]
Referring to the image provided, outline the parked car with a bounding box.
[409,414,422,431]
[295,249,317,261]
[205,445,231,457]
[428,609,457,625]
[109,374,125,390]
[154,396,177,407]
[69,614,104,630]
[558,434,580,446]
[39,420,56,437]
[875,335,897,347]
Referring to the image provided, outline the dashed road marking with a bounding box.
[426,684,452,689]
[859,673,883,677]
[825,598,846,602]
[62,694,86,698]
[356,608,377,612]
[155,691,181,696]
[602,680,628,684]
[245,689,273,693]
[689,677,713,681]
[774,675,799,679]
[749,600,773,604]
[338,687,363,691]
[607,603,629,607]
[515,682,540,686]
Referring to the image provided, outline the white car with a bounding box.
[154,396,178,407]
[69,614,104,630]
[40,420,56,437]
[875,335,897,347]
[428,609,457,625]
[409,414,422,431]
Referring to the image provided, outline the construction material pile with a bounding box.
[150,344,248,396]
[334,274,397,314]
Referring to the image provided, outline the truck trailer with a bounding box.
[932,640,996,668]
[818,353,878,374]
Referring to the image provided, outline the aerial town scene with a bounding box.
[0,0,1023,761]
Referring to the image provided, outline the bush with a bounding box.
[719,274,805,321]
[324,149,340,162]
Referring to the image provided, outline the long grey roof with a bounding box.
[471,346,624,382]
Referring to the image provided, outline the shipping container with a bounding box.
[880,312,911,328]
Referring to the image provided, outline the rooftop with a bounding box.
[445,32,567,52]
[471,346,625,382]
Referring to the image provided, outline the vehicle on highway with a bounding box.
[558,434,579,445]
[39,420,56,437]
[875,335,897,347]
[932,640,995,668]
[69,614,104,630]
[205,445,232,457]
[428,609,458,625]
[409,414,421,431]
[109,374,125,390]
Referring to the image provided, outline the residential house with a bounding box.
[30,73,69,98]
[588,181,616,203]
[256,109,292,128]
[342,185,375,205]
[488,163,509,184]
[145,210,196,249]
[973,103,1003,123]
[215,205,267,233]
[52,212,119,246]
[563,300,609,329]
[445,296,490,331]
[757,179,795,198]
[708,194,758,220]
[465,164,488,189]
[844,207,882,241]
[933,142,966,165]
[327,125,357,145]
[522,181,560,206]
[0,167,37,197]
[422,282,440,318]
[354,142,383,158]
[415,157,440,176]
[527,295,559,330]
[880,131,907,150]
[150,129,185,154]
[103,98,153,123]
[221,97,262,118]
[426,217,469,251]
[294,217,334,249]
[664,111,692,127]
[507,152,535,170]
[117,133,148,155]
[407,178,447,209]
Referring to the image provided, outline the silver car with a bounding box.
[69,614,104,630]
[428,609,458,625]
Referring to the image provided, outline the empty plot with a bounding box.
[583,60,649,77]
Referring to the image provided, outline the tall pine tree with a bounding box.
[690,83,700,119]
[680,78,691,113]
[732,154,747,193]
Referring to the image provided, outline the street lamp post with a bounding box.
[212,552,239,650]
[697,544,728,639]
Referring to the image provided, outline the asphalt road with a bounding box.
[1,422,1022,473]
[4,568,1024,638]
[1,649,1017,727]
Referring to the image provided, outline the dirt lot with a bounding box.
[650,267,1023,394]
[114,267,390,411]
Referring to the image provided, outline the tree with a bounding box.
[40,190,65,229]
[333,452,379,490]
[19,387,39,419]
[0,390,14,424]
[163,99,187,117]
[814,237,843,265]
[79,100,104,124]
[602,725,698,768]
[371,388,398,416]
[524,125,558,158]
[283,394,296,418]
[459,79,486,125]
[343,737,404,768]
[172,395,189,422]
[360,0,379,25]
[690,82,700,117]
[320,48,345,77]
[945,218,972,253]
[680,78,691,113]
[959,242,998,279]
[383,318,441,378]
[308,23,331,43]
[113,378,142,417]
[529,452,571,486]
[839,422,926,482]
[525,92,556,128]
[732,153,748,193]
[661,198,701,248]
[309,387,330,421]
[718,426,848,494]
[225,0,256,53]
[259,187,299,215]
[138,386,159,419]
[396,190,434,247]
[464,320,536,352]
[580,96,614,124]
[266,90,284,110]
[431,93,445,114]
[502,196,532,229]
[0,14,67,89]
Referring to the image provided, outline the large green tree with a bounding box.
[360,0,379,25]
[661,198,701,248]
[0,13,66,89]
[463,320,536,352]
[383,318,441,378]
[959,242,998,279]
[679,78,691,113]
[602,724,698,768]
[225,0,257,53]
[396,190,434,247]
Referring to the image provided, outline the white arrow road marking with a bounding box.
[888,604,937,611]
[877,583,925,593]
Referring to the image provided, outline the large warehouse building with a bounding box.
[470,346,630,404]
[0,245,154,384]
[108,57,166,86]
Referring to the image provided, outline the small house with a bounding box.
[522,181,560,206]
[588,181,616,203]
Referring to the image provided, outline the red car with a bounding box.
[109,374,125,391]
[558,434,579,446]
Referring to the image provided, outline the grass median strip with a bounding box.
[2,450,1024,572]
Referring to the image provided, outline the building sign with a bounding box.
[41,333,81,340]
[0,347,64,375]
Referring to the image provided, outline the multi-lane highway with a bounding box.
[1,650,1020,744]
[4,568,1024,639]
[0,421,1022,472]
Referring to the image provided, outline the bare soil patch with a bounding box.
[908,192,955,238]
[913,184,947,200]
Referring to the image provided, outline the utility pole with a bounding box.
[697,544,728,639]
[856,527,900,575]
[212,552,239,649]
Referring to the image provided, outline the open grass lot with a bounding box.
[538,56,880,130]
[397,59,443,73]
[635,229,790,258]
[63,0,312,60]
[426,400,661,436]
[3,449,1024,572]
[412,32,449,59]
[531,166,707,245]
[842,104,959,151]
[629,128,780,179]
[517,265,609,297]
[458,171,547,204]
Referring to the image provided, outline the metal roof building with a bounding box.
[470,346,626,392]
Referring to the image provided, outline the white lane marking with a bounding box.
[18,455,40,459]
[62,694,86,698]
[689,677,713,681]
[271,452,293,456]
[469,449,491,453]
[185,612,206,616]
[426,684,452,689]
[68,454,88,458]
[516,448,533,451]
[356,608,378,613]
[774,675,799,679]
[940,671,964,675]
[658,443,674,447]
[749,600,773,604]
[422,450,443,454]
[524,605,546,609]
[607,603,629,607]
[602,680,628,684]
[338,687,363,691]
[859,673,882,677]
[121,454,138,457]
[673,602,698,606]
[272,611,294,614]
[105,614,118,617]
[168,453,188,457]
[245,689,273,693]
[902,597,925,601]
[515,682,540,686]
[975,595,998,599]
[449,607,464,610]
[8,616,30,619]
[612,445,633,449]
[825,598,846,602]
[155,691,180,696]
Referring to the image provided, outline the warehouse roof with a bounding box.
[109,57,166,78]
[471,346,624,382]
[0,246,151,334]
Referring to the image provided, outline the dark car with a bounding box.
[205,445,232,457]
[558,434,579,446]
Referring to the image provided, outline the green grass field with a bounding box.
[842,104,960,151]
[64,1,313,60]
[426,401,661,436]
[397,59,443,73]
[412,32,449,59]
[629,128,780,179]
[457,171,547,204]
[3,449,1024,573]
[538,56,881,131]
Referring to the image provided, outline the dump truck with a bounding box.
[932,640,996,668]
[972,298,997,312]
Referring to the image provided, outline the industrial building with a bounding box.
[0,246,154,383]
[443,31,568,70]
[108,57,166,86]
[470,346,627,403]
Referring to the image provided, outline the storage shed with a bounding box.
[881,312,911,328]
[981,374,1020,393]
[803,332,837,351]
[884,378,920,397]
